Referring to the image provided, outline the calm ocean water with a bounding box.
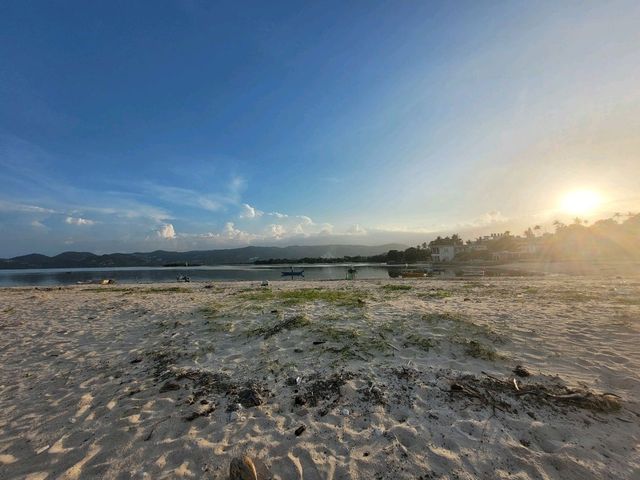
[0,264,400,287]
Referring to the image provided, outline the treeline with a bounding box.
[254,246,431,265]
[385,246,431,263]
[540,213,640,260]
[254,254,387,264]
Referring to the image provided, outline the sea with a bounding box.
[0,264,408,287]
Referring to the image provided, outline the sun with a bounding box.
[560,190,602,215]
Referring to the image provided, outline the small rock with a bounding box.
[373,427,384,436]
[341,408,350,416]
[293,395,306,406]
[159,381,181,393]
[130,357,142,364]
[184,411,199,422]
[229,456,258,480]
[184,404,215,421]
[294,425,306,436]
[513,365,531,377]
[238,387,263,408]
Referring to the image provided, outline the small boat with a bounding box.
[400,271,427,278]
[281,267,304,277]
[346,266,357,280]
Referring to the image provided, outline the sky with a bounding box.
[1,1,639,257]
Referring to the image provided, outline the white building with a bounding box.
[431,245,457,262]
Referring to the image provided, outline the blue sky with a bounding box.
[1,1,639,256]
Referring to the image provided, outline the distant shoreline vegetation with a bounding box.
[254,255,387,265]
[256,213,640,265]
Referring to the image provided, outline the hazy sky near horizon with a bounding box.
[1,1,640,256]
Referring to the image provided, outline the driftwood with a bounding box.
[449,370,622,414]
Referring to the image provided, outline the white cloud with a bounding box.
[471,211,508,226]
[318,223,334,235]
[65,216,96,226]
[0,201,57,214]
[266,224,287,238]
[156,223,176,239]
[239,203,263,219]
[269,212,288,219]
[31,220,47,229]
[346,224,367,235]
[228,176,246,200]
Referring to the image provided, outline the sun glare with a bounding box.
[561,190,602,215]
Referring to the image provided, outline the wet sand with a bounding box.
[0,276,639,479]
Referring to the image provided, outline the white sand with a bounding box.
[0,276,639,479]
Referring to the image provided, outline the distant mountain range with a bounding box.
[0,244,406,269]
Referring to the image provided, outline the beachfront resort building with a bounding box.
[429,236,465,262]
[428,232,542,262]
[430,244,456,262]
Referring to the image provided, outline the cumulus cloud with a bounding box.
[65,216,95,226]
[473,211,508,226]
[239,203,263,219]
[191,222,258,245]
[220,222,251,240]
[266,224,287,238]
[346,224,367,235]
[156,223,176,239]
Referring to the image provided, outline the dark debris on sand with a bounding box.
[293,371,353,413]
[450,370,622,414]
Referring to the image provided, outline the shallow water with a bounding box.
[0,264,394,286]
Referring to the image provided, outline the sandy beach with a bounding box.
[1,275,639,479]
